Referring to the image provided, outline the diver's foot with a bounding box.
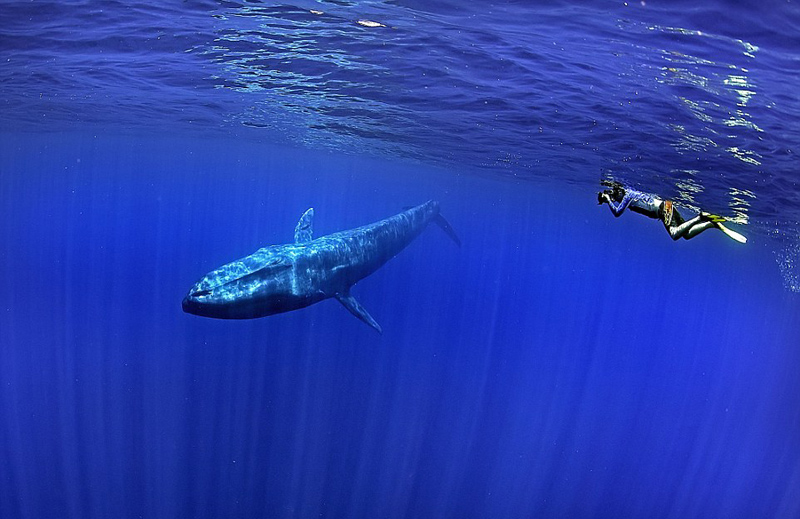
[700,211,725,223]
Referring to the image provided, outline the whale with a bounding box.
[182,201,460,333]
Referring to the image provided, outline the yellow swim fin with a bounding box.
[700,212,746,243]
[716,222,747,243]
[701,212,727,224]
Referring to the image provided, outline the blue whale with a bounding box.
[182,201,460,332]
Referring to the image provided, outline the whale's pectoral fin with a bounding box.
[294,208,314,243]
[336,291,382,334]
[434,214,461,247]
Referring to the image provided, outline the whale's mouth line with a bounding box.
[188,262,293,301]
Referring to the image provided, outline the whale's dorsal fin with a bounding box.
[294,208,314,243]
[336,290,382,334]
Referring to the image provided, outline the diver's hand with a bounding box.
[597,192,611,205]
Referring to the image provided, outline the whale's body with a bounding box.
[182,201,459,332]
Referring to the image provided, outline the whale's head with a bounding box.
[182,245,311,319]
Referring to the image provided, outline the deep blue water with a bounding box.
[2,1,800,518]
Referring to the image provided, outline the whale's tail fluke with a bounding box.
[435,213,461,247]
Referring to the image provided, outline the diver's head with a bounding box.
[600,179,625,202]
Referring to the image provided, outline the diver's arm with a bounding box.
[607,193,633,217]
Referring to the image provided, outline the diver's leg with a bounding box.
[682,220,717,240]
[665,215,707,240]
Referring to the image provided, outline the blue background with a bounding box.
[1,133,798,518]
[2,0,800,517]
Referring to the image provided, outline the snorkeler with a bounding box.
[597,181,746,243]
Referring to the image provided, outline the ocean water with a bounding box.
[2,1,800,518]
